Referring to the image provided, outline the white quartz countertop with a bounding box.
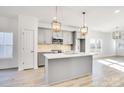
[44,52,93,59]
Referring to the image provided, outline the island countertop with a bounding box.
[44,52,93,59]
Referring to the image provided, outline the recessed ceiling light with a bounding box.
[114,10,120,14]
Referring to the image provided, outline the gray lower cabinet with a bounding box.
[38,52,53,66]
[38,53,45,66]
[63,31,73,44]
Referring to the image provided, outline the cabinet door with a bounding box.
[38,29,45,44]
[68,32,73,44]
[63,32,68,44]
[63,31,73,44]
[45,30,52,44]
[38,29,52,44]
[52,31,63,39]
[38,53,45,66]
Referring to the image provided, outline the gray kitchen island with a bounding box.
[44,53,93,85]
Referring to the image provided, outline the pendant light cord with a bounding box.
[56,6,57,20]
[82,12,85,27]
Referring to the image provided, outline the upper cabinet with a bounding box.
[38,29,45,44]
[52,31,63,39]
[63,31,73,44]
[38,28,73,45]
[38,28,52,44]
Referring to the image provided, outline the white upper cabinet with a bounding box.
[38,29,73,45]
[38,29,45,44]
[63,31,73,44]
[38,28,52,44]
[52,31,63,39]
[45,30,52,44]
[68,32,73,44]
[63,32,68,44]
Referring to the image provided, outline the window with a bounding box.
[118,40,124,49]
[90,39,96,52]
[0,32,13,59]
[90,39,102,53]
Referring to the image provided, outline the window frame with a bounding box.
[0,32,13,59]
[90,39,102,54]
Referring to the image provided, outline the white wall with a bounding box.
[0,16,18,69]
[117,49,124,56]
[86,31,115,58]
[116,31,124,56]
[38,22,78,32]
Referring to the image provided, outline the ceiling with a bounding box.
[0,6,124,32]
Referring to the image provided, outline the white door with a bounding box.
[23,29,34,69]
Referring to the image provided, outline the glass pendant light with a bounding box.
[112,26,121,39]
[80,12,88,36]
[51,6,61,32]
[112,26,121,56]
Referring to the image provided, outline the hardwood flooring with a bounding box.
[0,56,124,87]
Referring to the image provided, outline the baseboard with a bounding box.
[0,67,18,70]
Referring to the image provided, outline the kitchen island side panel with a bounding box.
[45,55,92,84]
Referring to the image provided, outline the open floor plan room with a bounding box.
[0,6,124,87]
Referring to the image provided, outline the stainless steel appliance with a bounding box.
[52,38,63,44]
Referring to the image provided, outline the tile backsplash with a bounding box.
[38,44,71,52]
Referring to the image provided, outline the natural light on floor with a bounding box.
[98,59,124,72]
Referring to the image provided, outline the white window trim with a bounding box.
[0,32,13,59]
[90,39,102,54]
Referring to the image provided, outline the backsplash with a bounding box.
[38,44,71,52]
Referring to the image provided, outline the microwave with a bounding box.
[52,38,63,44]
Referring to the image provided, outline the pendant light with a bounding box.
[112,26,121,39]
[51,6,61,32]
[80,12,88,36]
[112,26,121,56]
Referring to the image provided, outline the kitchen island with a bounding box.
[44,53,93,85]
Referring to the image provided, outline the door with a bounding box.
[23,29,34,69]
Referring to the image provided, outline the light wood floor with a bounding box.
[0,56,124,87]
